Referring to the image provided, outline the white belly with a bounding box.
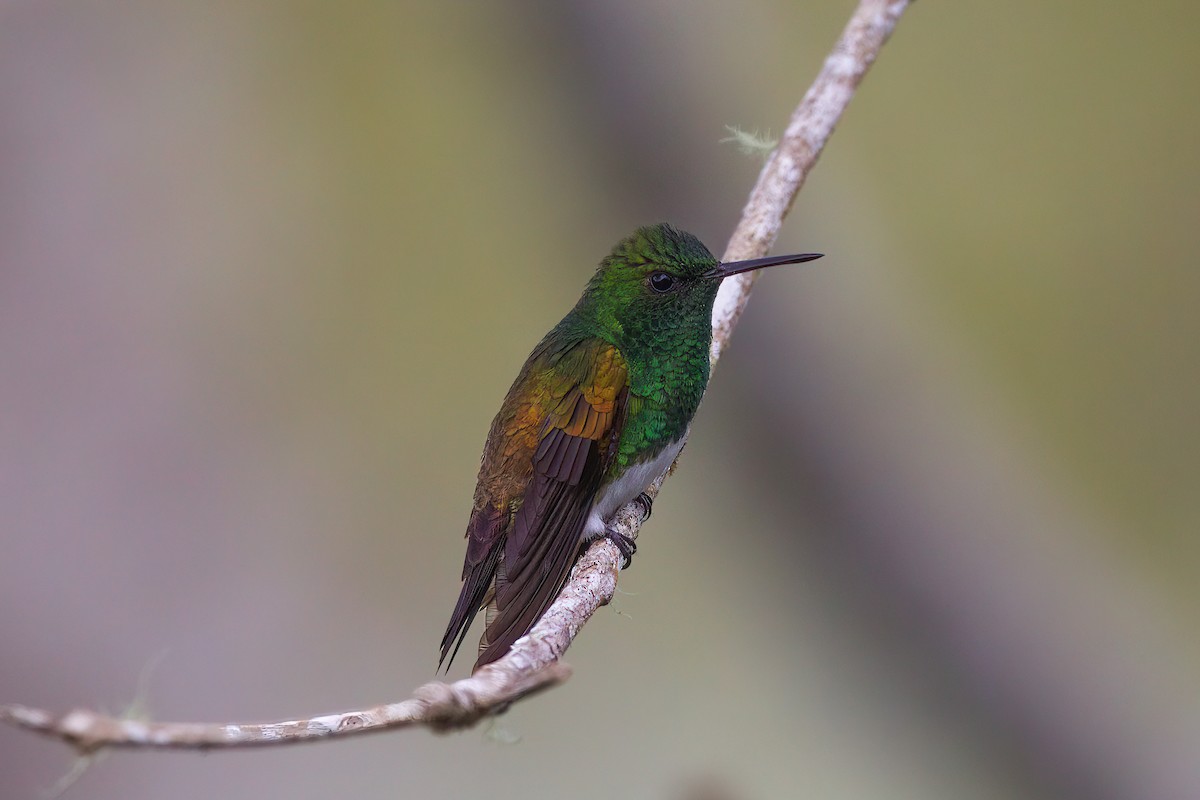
[582,436,686,539]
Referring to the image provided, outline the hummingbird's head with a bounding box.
[579,223,821,344]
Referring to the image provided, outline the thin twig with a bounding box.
[0,0,911,753]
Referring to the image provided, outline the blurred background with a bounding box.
[2,1,1198,798]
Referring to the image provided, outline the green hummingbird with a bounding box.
[440,223,822,671]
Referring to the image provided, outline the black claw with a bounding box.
[634,492,654,522]
[605,528,638,569]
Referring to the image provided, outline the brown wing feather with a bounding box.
[439,338,628,671]
[477,412,612,667]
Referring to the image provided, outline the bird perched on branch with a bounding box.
[440,223,821,671]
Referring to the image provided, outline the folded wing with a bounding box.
[439,338,628,670]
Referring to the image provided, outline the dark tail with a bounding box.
[438,542,501,671]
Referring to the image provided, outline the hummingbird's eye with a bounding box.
[648,271,677,293]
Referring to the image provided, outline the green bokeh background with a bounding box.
[2,2,1197,799]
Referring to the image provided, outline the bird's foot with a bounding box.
[634,492,653,522]
[604,527,638,569]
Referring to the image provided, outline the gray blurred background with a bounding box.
[2,2,1198,799]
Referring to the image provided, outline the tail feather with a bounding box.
[476,562,504,661]
[438,541,501,671]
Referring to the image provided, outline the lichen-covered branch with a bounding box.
[0,662,569,751]
[0,0,911,753]
[713,0,910,360]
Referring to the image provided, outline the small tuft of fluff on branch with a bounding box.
[720,125,779,163]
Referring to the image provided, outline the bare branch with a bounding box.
[713,0,910,360]
[1,0,911,753]
[0,662,570,751]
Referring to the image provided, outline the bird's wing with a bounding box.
[439,338,628,670]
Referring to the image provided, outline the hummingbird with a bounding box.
[440,223,822,671]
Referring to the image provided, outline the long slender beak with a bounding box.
[706,252,824,279]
